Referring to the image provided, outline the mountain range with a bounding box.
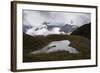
[23,22,91,62]
[23,22,78,36]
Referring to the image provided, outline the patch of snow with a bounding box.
[31,40,79,54]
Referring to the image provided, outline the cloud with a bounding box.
[23,10,90,36]
[26,25,65,36]
[23,10,91,27]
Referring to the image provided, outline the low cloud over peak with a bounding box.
[23,10,90,36]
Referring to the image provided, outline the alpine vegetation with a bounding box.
[23,10,91,62]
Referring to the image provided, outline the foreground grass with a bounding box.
[23,34,90,62]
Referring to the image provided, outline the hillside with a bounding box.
[23,33,90,62]
[71,23,91,39]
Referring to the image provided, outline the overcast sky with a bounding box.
[23,10,91,27]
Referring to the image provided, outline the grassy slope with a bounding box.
[71,23,91,39]
[23,34,90,62]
